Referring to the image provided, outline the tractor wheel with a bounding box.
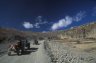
[16,48,21,55]
[8,51,11,56]
[28,44,30,49]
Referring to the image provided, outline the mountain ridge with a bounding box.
[0,21,96,43]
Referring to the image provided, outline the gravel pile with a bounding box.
[44,40,96,63]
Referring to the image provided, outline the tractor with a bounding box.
[8,39,30,56]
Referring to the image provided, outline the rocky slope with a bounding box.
[44,22,96,40]
[44,40,96,63]
[63,22,96,39]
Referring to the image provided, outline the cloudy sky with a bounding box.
[0,0,96,32]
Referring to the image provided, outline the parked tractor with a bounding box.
[8,39,30,56]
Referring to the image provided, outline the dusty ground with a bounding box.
[0,40,51,63]
[0,40,96,63]
[45,40,96,63]
[68,40,96,53]
[0,43,9,57]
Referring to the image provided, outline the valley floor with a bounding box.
[45,40,96,63]
[0,40,96,63]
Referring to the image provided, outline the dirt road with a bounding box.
[0,40,51,63]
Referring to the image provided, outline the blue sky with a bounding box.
[0,0,96,32]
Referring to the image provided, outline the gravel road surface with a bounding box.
[0,40,51,63]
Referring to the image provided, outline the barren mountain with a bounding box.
[0,22,96,43]
[45,22,96,40]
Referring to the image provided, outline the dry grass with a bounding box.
[57,39,96,53]
[69,40,96,53]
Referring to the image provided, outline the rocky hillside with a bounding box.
[62,22,96,39]
[0,28,40,43]
[0,21,96,43]
[45,22,96,40]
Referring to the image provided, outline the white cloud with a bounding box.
[51,11,86,31]
[34,23,40,28]
[51,16,72,30]
[40,21,48,24]
[34,21,48,28]
[73,11,86,22]
[36,16,42,22]
[36,16,48,24]
[34,16,48,28]
[23,22,33,29]
[22,16,48,29]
